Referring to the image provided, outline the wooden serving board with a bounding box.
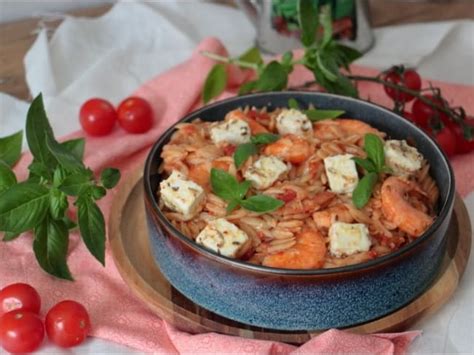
[108,167,472,344]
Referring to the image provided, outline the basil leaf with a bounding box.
[234,143,257,169]
[61,138,85,161]
[352,157,377,173]
[238,47,263,65]
[26,94,57,169]
[46,135,84,172]
[203,63,228,104]
[0,182,49,233]
[250,133,280,145]
[226,199,240,214]
[288,98,299,109]
[33,217,73,280]
[281,51,293,66]
[100,168,120,189]
[91,186,107,200]
[49,188,68,220]
[238,80,258,95]
[306,109,345,121]
[28,160,52,181]
[0,130,23,167]
[210,168,241,202]
[298,0,319,47]
[316,52,338,82]
[333,44,362,69]
[237,180,251,200]
[240,195,284,213]
[255,61,288,92]
[0,160,17,195]
[59,171,92,196]
[319,5,333,48]
[52,166,67,187]
[364,133,385,171]
[3,231,20,242]
[77,198,105,265]
[63,216,77,230]
[352,172,378,209]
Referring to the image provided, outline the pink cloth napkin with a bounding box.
[2,37,474,354]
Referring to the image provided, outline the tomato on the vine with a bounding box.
[0,310,44,353]
[432,127,457,157]
[79,98,117,136]
[117,97,153,134]
[449,117,474,154]
[411,95,449,128]
[0,283,41,317]
[383,68,421,103]
[45,300,91,348]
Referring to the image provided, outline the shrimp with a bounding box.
[381,176,433,237]
[312,204,353,230]
[263,134,313,164]
[188,158,234,187]
[262,230,327,269]
[226,109,269,134]
[313,119,383,141]
[338,119,383,136]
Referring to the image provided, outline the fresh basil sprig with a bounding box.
[287,98,345,122]
[0,94,121,280]
[0,131,23,167]
[210,168,283,213]
[352,133,392,208]
[233,133,280,169]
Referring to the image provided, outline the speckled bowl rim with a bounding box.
[144,91,455,276]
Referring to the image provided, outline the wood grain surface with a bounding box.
[1,1,472,101]
[107,166,472,343]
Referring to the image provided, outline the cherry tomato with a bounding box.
[433,127,456,157]
[117,97,153,134]
[79,98,117,136]
[0,310,44,353]
[383,68,421,103]
[402,111,416,123]
[277,189,297,203]
[0,283,41,317]
[449,117,474,154]
[412,95,449,128]
[45,300,91,348]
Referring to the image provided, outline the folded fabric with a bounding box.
[3,37,473,354]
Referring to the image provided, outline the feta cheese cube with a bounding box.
[324,154,359,194]
[275,109,312,136]
[329,222,371,257]
[159,171,205,220]
[210,118,251,145]
[384,140,423,176]
[196,218,250,258]
[244,156,289,189]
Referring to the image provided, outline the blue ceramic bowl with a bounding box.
[143,92,455,330]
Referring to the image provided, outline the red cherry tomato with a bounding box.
[449,117,474,154]
[0,310,44,353]
[402,111,416,123]
[412,95,450,128]
[45,300,91,348]
[0,283,41,317]
[277,189,297,203]
[79,98,117,136]
[117,97,153,134]
[433,127,457,157]
[383,68,421,103]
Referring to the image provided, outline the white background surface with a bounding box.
[0,1,473,353]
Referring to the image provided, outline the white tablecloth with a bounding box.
[0,1,473,353]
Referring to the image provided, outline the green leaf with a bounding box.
[63,216,77,230]
[233,143,258,169]
[49,188,68,220]
[364,133,385,171]
[352,172,378,209]
[77,198,105,265]
[210,168,241,202]
[91,186,106,200]
[316,52,338,82]
[52,166,67,187]
[238,80,258,95]
[281,51,293,66]
[288,98,299,109]
[254,61,288,92]
[59,171,92,196]
[3,232,20,242]
[61,138,85,161]
[298,0,319,47]
[319,5,333,48]
[28,160,52,181]
[306,109,345,121]
[236,180,251,200]
[238,47,263,65]
[100,168,120,189]
[0,130,23,167]
[0,182,49,234]
[26,94,57,169]
[203,63,228,104]
[352,157,377,173]
[0,160,17,195]
[33,217,73,280]
[250,133,280,145]
[46,135,84,172]
[334,44,362,68]
[226,199,240,214]
[240,195,284,213]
